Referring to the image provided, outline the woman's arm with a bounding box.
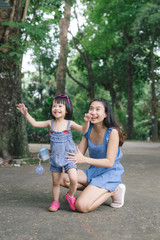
[67,129,119,168]
[17,103,51,128]
[70,113,91,133]
[78,136,88,155]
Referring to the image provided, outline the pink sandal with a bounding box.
[48,201,60,212]
[110,184,126,208]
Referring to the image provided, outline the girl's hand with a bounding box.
[66,147,86,164]
[84,113,91,122]
[17,103,28,116]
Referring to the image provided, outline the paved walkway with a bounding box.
[0,141,160,240]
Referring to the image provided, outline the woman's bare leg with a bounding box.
[60,170,116,212]
[75,185,115,213]
[60,169,88,191]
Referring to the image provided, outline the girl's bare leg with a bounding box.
[52,172,61,201]
[75,185,115,213]
[67,168,77,197]
[60,169,88,191]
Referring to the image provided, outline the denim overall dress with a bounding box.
[49,120,77,173]
[83,124,124,192]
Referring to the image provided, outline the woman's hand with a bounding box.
[17,103,28,116]
[84,113,91,122]
[66,147,86,164]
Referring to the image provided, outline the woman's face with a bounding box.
[88,101,107,124]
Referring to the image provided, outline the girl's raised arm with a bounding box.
[70,113,91,133]
[17,103,51,128]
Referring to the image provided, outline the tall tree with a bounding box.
[80,0,159,139]
[132,1,160,141]
[0,0,61,159]
[0,0,30,160]
[56,0,72,94]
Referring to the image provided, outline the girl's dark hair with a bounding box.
[89,98,126,146]
[50,95,73,120]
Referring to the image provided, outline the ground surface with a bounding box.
[0,141,160,240]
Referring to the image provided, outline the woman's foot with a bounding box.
[110,184,126,208]
[48,201,60,212]
[65,192,76,210]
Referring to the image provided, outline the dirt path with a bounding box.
[29,141,160,156]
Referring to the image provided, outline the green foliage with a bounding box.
[27,123,50,143]
[132,2,160,40]
[39,0,63,14]
[22,68,56,143]
[67,83,90,142]
[19,0,160,142]
[79,0,160,140]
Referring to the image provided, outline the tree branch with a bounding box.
[22,0,31,22]
[73,6,80,32]
[24,0,39,42]
[66,68,89,90]
[4,0,17,42]
[69,31,88,64]
[30,1,39,23]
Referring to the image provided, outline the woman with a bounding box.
[61,98,126,213]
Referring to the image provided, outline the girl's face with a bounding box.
[52,100,66,119]
[89,101,107,124]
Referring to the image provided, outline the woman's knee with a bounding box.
[75,198,90,213]
[60,173,70,187]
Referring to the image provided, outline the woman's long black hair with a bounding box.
[89,98,126,146]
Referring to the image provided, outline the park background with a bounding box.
[0,2,160,239]
[0,0,160,161]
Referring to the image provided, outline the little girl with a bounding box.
[17,94,90,212]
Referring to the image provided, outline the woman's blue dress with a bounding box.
[83,124,124,192]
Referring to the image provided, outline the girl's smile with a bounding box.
[52,102,66,119]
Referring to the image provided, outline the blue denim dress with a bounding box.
[49,120,77,173]
[83,124,124,192]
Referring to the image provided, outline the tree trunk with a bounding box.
[0,2,29,160]
[85,51,94,99]
[127,60,134,139]
[102,78,116,111]
[56,0,71,95]
[151,44,158,141]
[123,32,134,139]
